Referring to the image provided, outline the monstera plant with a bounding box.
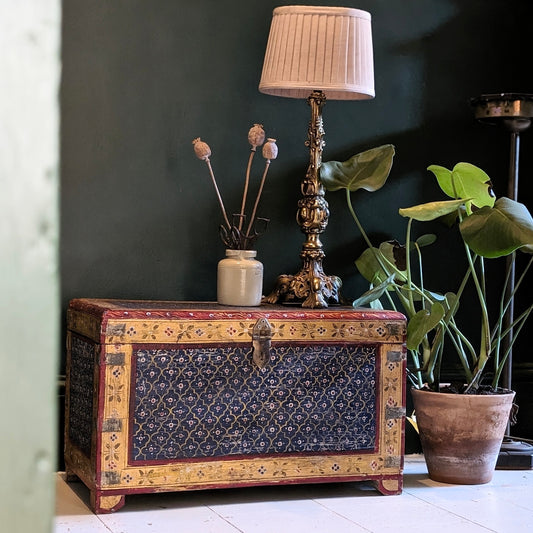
[320,146,533,484]
[320,146,533,393]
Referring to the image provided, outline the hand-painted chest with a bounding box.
[64,299,406,513]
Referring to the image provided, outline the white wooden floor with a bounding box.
[55,455,533,533]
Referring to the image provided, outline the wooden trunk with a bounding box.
[64,299,406,513]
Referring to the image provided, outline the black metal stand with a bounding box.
[471,93,533,469]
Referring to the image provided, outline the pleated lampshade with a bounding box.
[259,5,375,100]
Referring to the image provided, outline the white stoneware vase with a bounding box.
[217,249,263,306]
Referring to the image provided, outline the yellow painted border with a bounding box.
[67,309,406,345]
[102,317,405,345]
[97,340,405,491]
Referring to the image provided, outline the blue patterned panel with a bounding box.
[68,335,95,457]
[131,344,377,462]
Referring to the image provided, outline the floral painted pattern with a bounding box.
[68,334,95,457]
[131,344,378,461]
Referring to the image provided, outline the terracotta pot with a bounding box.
[412,387,515,484]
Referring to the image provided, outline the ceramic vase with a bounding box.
[412,387,515,484]
[217,249,263,306]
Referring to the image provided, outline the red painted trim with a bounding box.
[69,298,406,323]
[91,473,403,498]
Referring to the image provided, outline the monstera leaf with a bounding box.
[355,241,407,285]
[406,302,445,351]
[399,198,468,222]
[320,144,395,192]
[352,274,396,308]
[427,163,495,209]
[460,197,533,257]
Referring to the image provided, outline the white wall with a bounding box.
[0,1,61,531]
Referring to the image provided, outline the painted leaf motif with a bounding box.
[320,144,395,192]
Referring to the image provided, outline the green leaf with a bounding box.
[320,144,395,192]
[460,197,533,257]
[406,302,445,350]
[427,162,495,208]
[355,247,388,284]
[352,274,396,308]
[355,242,407,284]
[438,208,462,228]
[426,164,451,194]
[443,292,459,317]
[397,287,445,304]
[354,247,379,284]
[424,289,446,302]
[452,163,495,208]
[416,234,437,247]
[369,299,385,310]
[399,198,467,221]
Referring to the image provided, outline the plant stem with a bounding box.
[492,302,533,388]
[492,254,532,351]
[491,258,533,386]
[384,288,398,311]
[345,189,375,251]
[405,218,416,313]
[414,242,426,310]
[205,158,231,231]
[409,348,424,388]
[245,160,270,239]
[346,190,430,384]
[239,149,256,231]
[463,242,491,384]
[492,254,513,374]
[446,320,475,380]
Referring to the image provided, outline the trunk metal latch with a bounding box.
[251,317,272,369]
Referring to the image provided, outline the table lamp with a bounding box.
[259,5,375,308]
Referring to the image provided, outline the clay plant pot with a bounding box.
[411,387,515,484]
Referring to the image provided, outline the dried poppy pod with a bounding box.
[192,137,211,161]
[262,138,278,161]
[248,124,266,150]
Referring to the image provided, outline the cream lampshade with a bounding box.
[259,5,374,100]
[259,5,375,308]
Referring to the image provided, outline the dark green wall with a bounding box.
[61,0,533,449]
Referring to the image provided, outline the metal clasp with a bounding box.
[251,317,272,369]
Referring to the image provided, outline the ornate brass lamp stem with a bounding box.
[265,90,343,308]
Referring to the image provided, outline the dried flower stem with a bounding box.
[238,148,256,231]
[245,160,271,239]
[193,129,275,250]
[204,158,231,230]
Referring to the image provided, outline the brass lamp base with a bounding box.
[264,90,344,308]
[264,249,343,308]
